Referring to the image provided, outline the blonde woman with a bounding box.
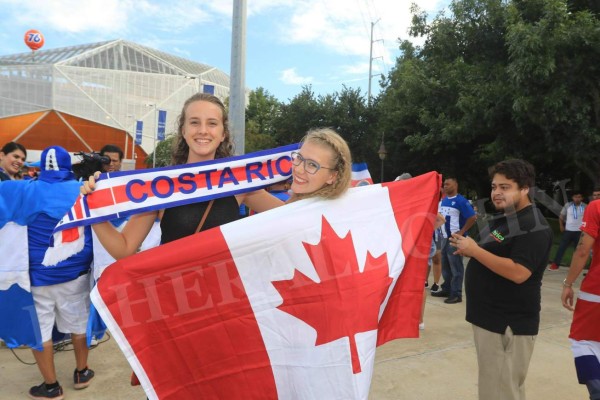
[288,127,352,202]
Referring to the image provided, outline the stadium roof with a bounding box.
[0,39,230,157]
[0,39,229,87]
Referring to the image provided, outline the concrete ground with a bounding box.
[0,265,589,399]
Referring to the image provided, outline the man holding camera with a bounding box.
[99,144,123,173]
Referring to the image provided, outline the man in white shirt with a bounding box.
[549,191,586,270]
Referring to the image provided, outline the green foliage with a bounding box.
[245,120,278,153]
[271,85,378,162]
[375,0,599,194]
[143,0,600,196]
[273,86,323,144]
[245,87,281,152]
[246,87,281,137]
[506,0,600,183]
[378,0,513,189]
[145,135,175,168]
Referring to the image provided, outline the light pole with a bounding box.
[126,114,135,160]
[368,19,383,105]
[145,103,158,168]
[378,133,387,183]
[230,0,247,154]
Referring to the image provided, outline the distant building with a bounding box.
[0,39,230,167]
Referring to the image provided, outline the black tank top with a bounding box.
[160,196,240,244]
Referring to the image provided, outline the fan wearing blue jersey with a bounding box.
[1,146,95,400]
[432,177,477,304]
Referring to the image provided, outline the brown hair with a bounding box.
[1,141,26,158]
[171,93,234,165]
[289,128,352,202]
[489,159,535,189]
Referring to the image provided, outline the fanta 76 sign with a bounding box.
[24,29,44,51]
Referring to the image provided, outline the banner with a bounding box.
[157,110,167,141]
[203,84,215,95]
[53,144,299,234]
[91,172,440,399]
[135,120,143,146]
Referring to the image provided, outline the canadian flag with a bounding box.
[91,172,440,399]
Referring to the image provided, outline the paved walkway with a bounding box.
[0,265,589,399]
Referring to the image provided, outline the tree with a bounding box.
[377,0,599,194]
[273,86,323,145]
[245,87,281,136]
[145,135,175,167]
[272,85,378,164]
[506,0,600,185]
[378,0,514,191]
[323,86,377,162]
[245,87,281,152]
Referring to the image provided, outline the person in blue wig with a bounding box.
[0,145,95,399]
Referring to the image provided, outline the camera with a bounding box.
[72,151,110,180]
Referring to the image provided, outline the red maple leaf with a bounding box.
[272,216,393,374]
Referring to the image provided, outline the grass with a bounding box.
[547,217,580,267]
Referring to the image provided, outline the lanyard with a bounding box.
[572,203,584,220]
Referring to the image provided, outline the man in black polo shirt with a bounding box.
[450,159,552,400]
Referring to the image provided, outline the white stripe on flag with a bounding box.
[579,290,600,303]
[90,285,159,399]
[570,339,600,358]
[0,223,30,292]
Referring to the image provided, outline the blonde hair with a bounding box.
[171,93,234,165]
[289,128,352,202]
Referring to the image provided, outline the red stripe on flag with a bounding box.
[73,198,84,220]
[570,297,600,342]
[86,189,117,210]
[377,172,441,345]
[61,227,80,243]
[96,229,277,399]
[112,185,133,204]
